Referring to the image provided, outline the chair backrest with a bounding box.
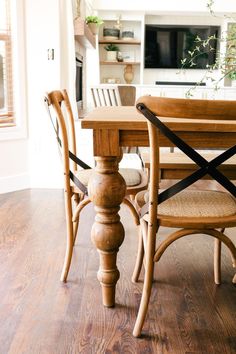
[137,96,236,120]
[44,89,90,195]
[136,96,236,216]
[90,85,136,107]
[91,85,122,107]
[45,90,77,173]
[117,85,136,106]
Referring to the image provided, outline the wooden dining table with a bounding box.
[81,105,236,308]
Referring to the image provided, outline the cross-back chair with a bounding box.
[132,96,236,337]
[44,90,148,283]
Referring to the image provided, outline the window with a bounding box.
[0,0,13,126]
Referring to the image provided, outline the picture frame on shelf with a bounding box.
[103,77,121,84]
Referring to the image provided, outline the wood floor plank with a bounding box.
[0,188,235,353]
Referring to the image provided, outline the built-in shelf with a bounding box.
[99,39,141,45]
[100,61,140,65]
[74,17,96,49]
[99,19,142,84]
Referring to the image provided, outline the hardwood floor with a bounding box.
[0,188,235,354]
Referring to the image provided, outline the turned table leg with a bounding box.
[88,156,126,307]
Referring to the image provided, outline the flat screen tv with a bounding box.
[145,25,220,69]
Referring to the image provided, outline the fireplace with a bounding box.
[75,54,83,109]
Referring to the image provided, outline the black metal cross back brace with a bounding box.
[44,97,91,195]
[137,102,236,217]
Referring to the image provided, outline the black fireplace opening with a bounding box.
[75,54,83,109]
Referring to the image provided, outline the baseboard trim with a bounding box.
[0,173,30,194]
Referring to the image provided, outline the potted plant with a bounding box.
[104,43,120,62]
[85,16,103,35]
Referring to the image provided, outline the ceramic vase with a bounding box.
[87,23,98,35]
[106,51,117,61]
[124,64,134,84]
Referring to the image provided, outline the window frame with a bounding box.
[0,0,27,140]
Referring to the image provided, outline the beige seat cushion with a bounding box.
[136,189,236,218]
[76,168,141,187]
[119,168,141,186]
[75,169,93,187]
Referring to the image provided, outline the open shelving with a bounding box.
[98,18,142,84]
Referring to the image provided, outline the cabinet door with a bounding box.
[224,88,236,100]
[161,87,184,98]
[137,87,163,97]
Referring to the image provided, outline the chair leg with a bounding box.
[60,191,74,282]
[132,219,148,282]
[214,238,222,285]
[214,228,224,285]
[61,195,91,282]
[73,218,80,245]
[132,224,144,283]
[133,254,155,337]
[123,197,140,225]
[73,197,92,245]
[133,225,158,338]
[72,193,81,237]
[60,232,73,282]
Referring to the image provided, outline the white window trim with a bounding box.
[0,0,27,141]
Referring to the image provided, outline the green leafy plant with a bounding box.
[225,30,236,81]
[180,0,236,96]
[85,16,103,26]
[104,43,120,51]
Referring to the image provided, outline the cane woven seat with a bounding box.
[136,189,236,228]
[136,190,236,218]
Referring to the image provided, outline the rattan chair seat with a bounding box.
[143,189,236,218]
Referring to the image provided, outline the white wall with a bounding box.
[0,0,95,194]
[0,0,66,193]
[0,0,29,194]
[25,0,63,189]
[25,0,94,189]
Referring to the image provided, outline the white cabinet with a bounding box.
[135,85,236,100]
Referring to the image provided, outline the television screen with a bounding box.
[144,25,220,69]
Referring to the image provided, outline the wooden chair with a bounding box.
[90,84,136,107]
[132,96,236,337]
[44,90,148,282]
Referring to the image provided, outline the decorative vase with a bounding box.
[87,23,98,35]
[124,64,134,84]
[121,28,134,40]
[106,51,117,62]
[103,27,120,40]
